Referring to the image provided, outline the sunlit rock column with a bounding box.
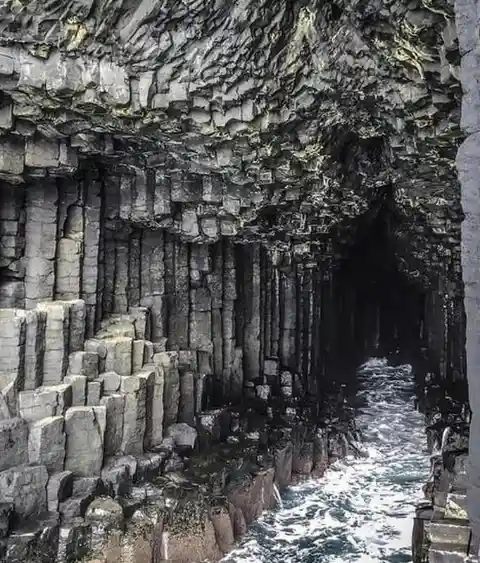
[456,0,480,550]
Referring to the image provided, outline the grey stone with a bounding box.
[264,358,279,377]
[36,302,70,384]
[178,371,195,425]
[256,384,270,401]
[197,409,231,445]
[64,406,106,477]
[132,339,145,372]
[0,465,48,518]
[84,339,107,373]
[20,309,47,391]
[86,381,102,406]
[47,471,73,512]
[4,515,60,563]
[98,371,121,394]
[120,370,153,455]
[56,518,91,562]
[85,496,125,553]
[67,351,99,380]
[0,418,28,471]
[67,300,86,353]
[100,393,125,456]
[165,422,197,450]
[28,415,66,472]
[58,496,93,522]
[0,140,24,175]
[63,375,86,406]
[99,60,130,106]
[72,477,103,498]
[104,337,133,377]
[135,452,165,483]
[144,358,164,449]
[18,384,72,422]
[0,503,12,538]
[55,238,82,300]
[0,309,26,390]
[157,352,180,427]
[101,455,137,496]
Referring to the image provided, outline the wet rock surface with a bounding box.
[0,0,474,562]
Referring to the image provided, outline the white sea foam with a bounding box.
[220,359,430,563]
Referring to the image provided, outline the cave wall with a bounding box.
[0,165,465,419]
[456,0,480,550]
[0,0,472,560]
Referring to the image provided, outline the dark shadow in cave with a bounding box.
[319,197,431,404]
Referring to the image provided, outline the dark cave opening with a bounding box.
[303,201,450,418]
[331,203,426,372]
[308,199,466,422]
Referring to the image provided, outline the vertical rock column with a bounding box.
[279,268,297,372]
[24,180,58,309]
[55,179,83,302]
[0,182,25,307]
[189,245,213,354]
[81,172,102,337]
[456,0,480,548]
[223,241,239,399]
[166,236,189,349]
[302,267,314,397]
[140,230,165,341]
[208,244,223,394]
[242,244,261,382]
[270,264,281,359]
[0,309,26,418]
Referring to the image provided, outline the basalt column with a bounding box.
[456,0,480,549]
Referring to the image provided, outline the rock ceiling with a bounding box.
[0,0,463,269]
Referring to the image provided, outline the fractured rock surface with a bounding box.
[0,0,473,561]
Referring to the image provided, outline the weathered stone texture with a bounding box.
[0,0,470,560]
[457,0,480,545]
[28,416,66,472]
[64,406,106,477]
[0,418,28,471]
[0,465,48,518]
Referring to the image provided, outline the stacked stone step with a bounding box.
[0,300,87,561]
[423,451,474,562]
[0,302,144,557]
[0,297,233,561]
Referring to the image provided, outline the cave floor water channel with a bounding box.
[221,358,431,563]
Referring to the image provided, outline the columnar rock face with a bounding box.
[456,0,480,552]
[0,0,472,562]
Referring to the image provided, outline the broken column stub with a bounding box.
[28,415,66,472]
[104,337,133,377]
[0,417,28,471]
[0,464,48,518]
[120,370,153,455]
[19,309,47,391]
[156,351,180,428]
[36,300,86,385]
[68,351,99,380]
[63,374,87,406]
[144,356,165,449]
[101,393,125,456]
[18,383,72,422]
[64,406,106,476]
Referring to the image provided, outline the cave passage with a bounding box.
[326,203,428,379]
[257,199,434,416]
[221,359,431,563]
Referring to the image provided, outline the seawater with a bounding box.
[221,358,430,563]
